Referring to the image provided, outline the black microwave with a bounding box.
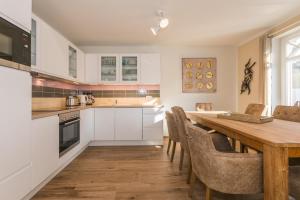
[0,17,31,66]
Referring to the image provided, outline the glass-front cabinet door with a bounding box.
[100,55,118,82]
[121,54,139,82]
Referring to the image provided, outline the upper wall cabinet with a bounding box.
[85,54,99,84]
[140,54,160,84]
[120,54,140,83]
[32,14,68,78]
[68,46,77,79]
[76,48,85,83]
[94,53,160,84]
[0,0,32,31]
[31,14,85,82]
[99,54,119,83]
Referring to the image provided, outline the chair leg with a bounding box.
[240,143,246,153]
[189,172,197,198]
[167,138,171,155]
[205,186,212,200]
[187,160,192,184]
[170,142,176,162]
[231,138,236,151]
[179,146,184,171]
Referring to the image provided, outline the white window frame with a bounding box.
[281,31,300,105]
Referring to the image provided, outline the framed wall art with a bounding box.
[182,58,217,93]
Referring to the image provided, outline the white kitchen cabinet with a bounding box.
[140,54,161,84]
[0,67,32,200]
[80,109,94,147]
[120,54,140,83]
[77,48,85,82]
[99,54,119,83]
[31,14,42,70]
[142,107,164,141]
[94,108,115,140]
[38,18,68,78]
[85,54,99,84]
[115,108,143,140]
[0,0,31,31]
[32,13,86,82]
[31,116,59,189]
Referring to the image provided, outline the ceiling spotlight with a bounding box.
[151,26,160,36]
[159,18,169,29]
[150,10,169,36]
[157,10,169,29]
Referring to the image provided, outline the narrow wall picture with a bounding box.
[182,58,217,93]
[240,58,256,95]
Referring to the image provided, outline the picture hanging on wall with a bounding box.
[182,58,217,93]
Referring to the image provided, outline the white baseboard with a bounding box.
[89,140,164,146]
[22,144,89,200]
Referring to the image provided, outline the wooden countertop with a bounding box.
[0,58,31,72]
[32,104,164,120]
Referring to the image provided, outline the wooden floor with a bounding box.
[32,140,194,200]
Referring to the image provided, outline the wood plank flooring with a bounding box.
[32,141,193,200]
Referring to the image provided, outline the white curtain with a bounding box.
[262,35,272,115]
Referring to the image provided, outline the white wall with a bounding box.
[80,45,238,112]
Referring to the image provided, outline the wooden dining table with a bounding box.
[186,111,300,200]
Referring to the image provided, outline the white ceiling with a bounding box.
[32,0,300,46]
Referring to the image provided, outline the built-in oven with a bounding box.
[0,17,31,66]
[59,111,80,157]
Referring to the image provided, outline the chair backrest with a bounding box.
[171,106,190,155]
[273,105,300,122]
[295,101,300,107]
[195,103,213,111]
[186,122,263,194]
[165,111,180,141]
[244,103,266,116]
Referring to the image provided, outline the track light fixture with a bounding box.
[150,10,169,36]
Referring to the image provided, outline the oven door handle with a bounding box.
[63,119,80,126]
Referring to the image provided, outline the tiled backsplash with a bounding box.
[32,78,160,98]
[32,86,160,98]
[32,85,78,97]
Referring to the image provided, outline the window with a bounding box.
[69,46,77,78]
[31,19,37,66]
[283,34,300,105]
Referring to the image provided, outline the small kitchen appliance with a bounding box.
[0,17,31,66]
[77,95,88,105]
[86,94,95,105]
[66,96,80,107]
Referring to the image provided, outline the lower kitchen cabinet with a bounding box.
[115,108,143,140]
[93,107,163,144]
[80,108,94,146]
[0,68,32,200]
[142,107,164,141]
[94,108,115,140]
[31,116,59,188]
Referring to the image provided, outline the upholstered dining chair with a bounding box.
[186,122,264,200]
[273,105,300,123]
[238,103,267,153]
[171,106,233,184]
[244,103,266,117]
[196,103,213,111]
[165,111,180,162]
[171,106,192,183]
